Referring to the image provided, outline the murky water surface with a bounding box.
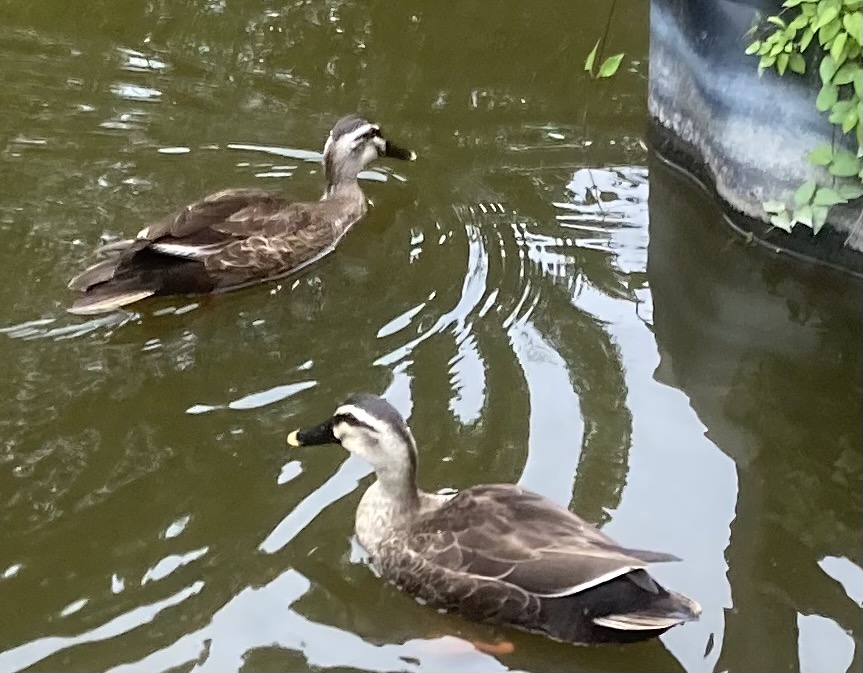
[0,1,860,672]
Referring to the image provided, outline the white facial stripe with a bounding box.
[334,404,388,434]
[342,123,377,147]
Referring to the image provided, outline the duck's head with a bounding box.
[322,115,416,184]
[288,393,418,484]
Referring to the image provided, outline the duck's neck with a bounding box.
[323,155,364,201]
[323,176,364,201]
[356,471,421,555]
[373,463,421,515]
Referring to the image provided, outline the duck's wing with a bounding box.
[128,189,328,284]
[138,188,296,259]
[404,484,680,598]
[140,188,284,239]
[67,189,318,313]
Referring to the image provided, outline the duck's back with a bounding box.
[67,186,366,315]
[371,483,700,644]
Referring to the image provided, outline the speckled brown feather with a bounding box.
[374,484,698,644]
[67,185,365,314]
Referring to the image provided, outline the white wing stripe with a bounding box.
[532,565,643,598]
[151,242,221,259]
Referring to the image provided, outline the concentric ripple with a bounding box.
[1,2,860,673]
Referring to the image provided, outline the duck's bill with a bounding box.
[287,418,337,447]
[384,141,417,161]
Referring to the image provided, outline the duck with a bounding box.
[286,393,701,646]
[66,115,416,315]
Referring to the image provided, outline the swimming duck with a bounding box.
[287,393,701,646]
[67,115,416,315]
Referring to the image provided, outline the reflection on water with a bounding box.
[649,157,863,673]
[0,0,860,672]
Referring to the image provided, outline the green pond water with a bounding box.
[0,1,860,671]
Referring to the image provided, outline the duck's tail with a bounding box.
[67,240,218,315]
[67,240,157,315]
[537,569,700,644]
[68,285,157,315]
[592,588,701,631]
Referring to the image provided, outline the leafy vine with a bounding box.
[746,0,863,233]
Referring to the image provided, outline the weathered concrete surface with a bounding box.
[649,0,863,259]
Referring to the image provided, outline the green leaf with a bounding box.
[833,62,859,84]
[831,31,848,61]
[838,183,863,199]
[833,43,849,69]
[789,13,811,30]
[585,40,599,74]
[831,100,856,116]
[768,16,787,27]
[793,204,814,227]
[778,52,789,74]
[816,83,839,111]
[819,54,838,83]
[814,6,840,30]
[842,108,859,132]
[770,41,786,56]
[770,211,794,231]
[800,26,816,50]
[763,200,788,214]
[829,151,862,176]
[783,0,804,6]
[597,53,625,78]
[813,186,845,205]
[811,205,829,233]
[759,54,777,74]
[746,40,762,55]
[844,12,863,43]
[854,70,863,96]
[829,100,855,124]
[808,143,835,164]
[794,179,817,205]
[790,52,807,73]
[819,17,842,44]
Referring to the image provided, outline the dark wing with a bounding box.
[138,188,287,241]
[202,207,338,285]
[401,484,680,598]
[132,189,331,285]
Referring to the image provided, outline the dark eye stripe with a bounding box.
[333,413,377,433]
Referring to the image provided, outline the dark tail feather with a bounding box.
[68,240,215,315]
[592,589,702,631]
[611,546,682,564]
[67,258,122,291]
[68,286,156,315]
[94,238,137,258]
[537,574,700,644]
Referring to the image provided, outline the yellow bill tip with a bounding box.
[286,430,301,447]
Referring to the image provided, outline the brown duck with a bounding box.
[287,393,701,646]
[67,115,415,315]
